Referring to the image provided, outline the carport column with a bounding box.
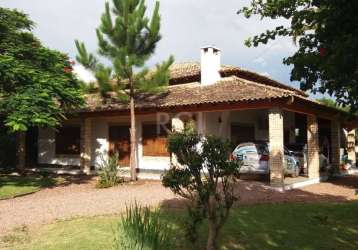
[307,115,320,178]
[81,118,92,175]
[268,107,284,187]
[331,120,341,171]
[16,132,26,170]
[347,129,356,167]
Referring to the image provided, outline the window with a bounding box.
[142,124,171,157]
[55,126,81,155]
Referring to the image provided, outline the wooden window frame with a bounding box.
[55,126,81,156]
[142,123,171,157]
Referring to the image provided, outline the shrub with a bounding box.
[96,154,123,188]
[114,203,173,250]
[162,128,241,250]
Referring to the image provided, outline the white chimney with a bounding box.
[200,46,221,85]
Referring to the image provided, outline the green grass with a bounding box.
[2,202,358,250]
[0,175,58,199]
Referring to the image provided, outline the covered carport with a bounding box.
[268,97,358,187]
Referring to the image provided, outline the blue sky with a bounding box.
[2,0,307,92]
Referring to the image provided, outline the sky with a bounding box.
[2,0,304,91]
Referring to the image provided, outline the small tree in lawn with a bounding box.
[162,124,241,250]
[75,0,174,181]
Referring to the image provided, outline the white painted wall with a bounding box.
[204,111,230,139]
[203,109,295,143]
[38,114,171,171]
[91,119,109,167]
[38,127,81,166]
[37,110,297,171]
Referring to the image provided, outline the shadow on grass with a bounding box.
[159,177,358,250]
[159,201,358,249]
[0,172,95,200]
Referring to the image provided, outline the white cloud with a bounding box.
[73,65,96,83]
[253,57,267,66]
[1,0,300,89]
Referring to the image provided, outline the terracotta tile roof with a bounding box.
[168,62,307,97]
[83,76,295,112]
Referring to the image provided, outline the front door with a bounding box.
[109,125,130,166]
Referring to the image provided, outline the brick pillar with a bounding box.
[16,132,26,170]
[347,129,356,166]
[307,115,320,178]
[81,118,92,174]
[331,120,341,171]
[268,107,284,187]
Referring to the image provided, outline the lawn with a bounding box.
[0,175,58,199]
[2,202,358,250]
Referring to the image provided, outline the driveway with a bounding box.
[0,175,357,236]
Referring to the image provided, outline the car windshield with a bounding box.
[234,143,291,156]
[235,145,256,155]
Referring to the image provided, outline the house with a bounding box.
[18,46,358,187]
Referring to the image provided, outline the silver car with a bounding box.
[232,142,300,177]
[291,144,330,173]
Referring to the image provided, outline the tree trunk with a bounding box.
[16,131,26,171]
[129,84,137,181]
[207,217,218,250]
[206,195,218,250]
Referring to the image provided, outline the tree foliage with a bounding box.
[75,0,174,98]
[76,0,174,180]
[0,8,84,132]
[162,126,241,250]
[316,97,348,111]
[239,0,358,111]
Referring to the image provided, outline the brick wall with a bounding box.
[268,107,284,187]
[347,129,356,166]
[331,120,341,171]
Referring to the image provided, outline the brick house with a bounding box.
[18,46,358,187]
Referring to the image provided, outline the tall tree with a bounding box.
[239,0,358,111]
[0,8,84,132]
[75,0,174,180]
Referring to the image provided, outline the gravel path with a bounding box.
[0,179,175,236]
[1,175,357,236]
